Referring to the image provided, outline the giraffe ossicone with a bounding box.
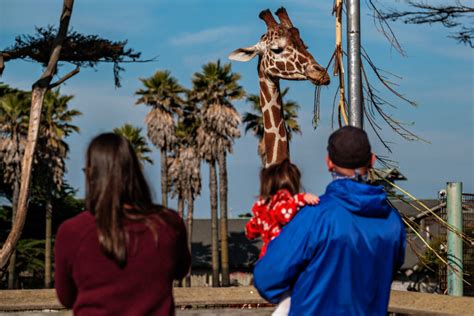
[229,7,330,167]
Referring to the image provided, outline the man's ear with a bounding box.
[369,153,377,168]
[229,45,259,62]
[326,154,335,171]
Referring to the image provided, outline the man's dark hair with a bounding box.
[260,159,301,200]
[327,126,372,169]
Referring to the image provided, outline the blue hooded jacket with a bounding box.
[253,179,406,316]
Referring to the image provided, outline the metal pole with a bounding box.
[346,0,363,128]
[447,182,463,296]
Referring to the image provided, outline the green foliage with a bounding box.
[175,96,201,146]
[243,87,301,163]
[0,182,83,288]
[0,85,31,192]
[113,123,153,165]
[0,205,9,223]
[1,26,144,87]
[136,70,186,112]
[192,60,244,162]
[0,84,81,288]
[192,60,245,107]
[35,89,82,194]
[0,85,81,197]
[136,70,186,151]
[419,236,447,273]
[15,239,46,278]
[243,87,301,141]
[168,95,202,202]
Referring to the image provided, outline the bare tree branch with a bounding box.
[366,0,406,56]
[49,66,80,89]
[382,1,473,27]
[377,0,474,47]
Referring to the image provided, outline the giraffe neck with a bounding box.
[258,65,288,167]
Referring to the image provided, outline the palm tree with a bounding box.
[37,89,81,288]
[192,60,244,287]
[113,123,153,165]
[0,88,80,288]
[0,88,30,289]
[135,71,185,208]
[169,102,201,287]
[243,87,302,165]
[169,145,201,286]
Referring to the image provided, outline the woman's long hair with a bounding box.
[85,133,159,268]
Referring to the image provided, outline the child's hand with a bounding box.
[303,193,320,205]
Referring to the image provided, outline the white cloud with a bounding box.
[169,26,252,46]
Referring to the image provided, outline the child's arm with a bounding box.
[294,192,320,207]
[245,200,266,240]
[245,217,261,240]
[303,193,320,205]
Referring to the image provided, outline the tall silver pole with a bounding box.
[347,0,363,128]
[447,182,463,296]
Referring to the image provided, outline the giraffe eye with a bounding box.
[271,47,284,54]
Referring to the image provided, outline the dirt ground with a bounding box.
[1,287,474,315]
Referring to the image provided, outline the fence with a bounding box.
[439,193,474,296]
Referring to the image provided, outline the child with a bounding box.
[246,159,319,315]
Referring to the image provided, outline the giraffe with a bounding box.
[229,7,330,166]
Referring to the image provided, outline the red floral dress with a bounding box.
[245,189,307,257]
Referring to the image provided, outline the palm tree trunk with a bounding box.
[7,176,20,289]
[177,195,184,218]
[209,160,220,287]
[160,148,168,208]
[175,193,184,288]
[44,196,53,288]
[258,138,266,167]
[218,151,230,287]
[0,0,75,270]
[185,193,194,287]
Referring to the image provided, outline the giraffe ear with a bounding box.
[229,46,258,62]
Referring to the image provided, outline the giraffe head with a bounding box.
[229,7,330,86]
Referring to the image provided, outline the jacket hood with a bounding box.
[325,179,391,218]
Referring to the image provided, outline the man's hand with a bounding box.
[303,193,320,205]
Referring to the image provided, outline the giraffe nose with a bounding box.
[306,65,330,86]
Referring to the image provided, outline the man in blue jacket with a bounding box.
[254,126,406,316]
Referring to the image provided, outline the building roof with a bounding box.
[389,199,441,218]
[372,168,407,182]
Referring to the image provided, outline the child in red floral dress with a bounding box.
[246,159,319,315]
[246,159,319,257]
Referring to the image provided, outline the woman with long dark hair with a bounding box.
[55,133,191,315]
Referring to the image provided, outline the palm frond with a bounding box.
[113,123,154,165]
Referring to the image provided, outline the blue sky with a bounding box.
[1,0,473,218]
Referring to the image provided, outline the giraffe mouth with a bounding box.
[306,66,331,86]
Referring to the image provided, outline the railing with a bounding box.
[439,193,474,295]
[0,287,473,315]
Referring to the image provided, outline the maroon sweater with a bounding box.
[54,209,191,316]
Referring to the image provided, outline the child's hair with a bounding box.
[260,159,302,200]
